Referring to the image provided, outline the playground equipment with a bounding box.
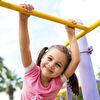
[0,0,100,100]
[0,0,100,46]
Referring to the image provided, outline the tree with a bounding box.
[0,57,23,100]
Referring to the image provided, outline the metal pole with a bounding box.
[66,84,72,100]
[0,0,88,31]
[77,20,100,100]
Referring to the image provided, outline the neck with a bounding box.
[40,73,52,87]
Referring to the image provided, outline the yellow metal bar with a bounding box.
[64,19,100,46]
[57,88,66,96]
[0,0,89,31]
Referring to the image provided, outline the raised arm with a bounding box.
[19,4,34,67]
[64,19,80,78]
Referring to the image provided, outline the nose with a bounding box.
[48,62,55,70]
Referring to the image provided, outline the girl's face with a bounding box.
[40,48,67,79]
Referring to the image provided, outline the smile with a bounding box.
[45,67,53,74]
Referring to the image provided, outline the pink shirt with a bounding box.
[21,62,66,100]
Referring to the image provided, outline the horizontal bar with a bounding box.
[64,19,100,46]
[0,0,89,31]
[1,1,100,46]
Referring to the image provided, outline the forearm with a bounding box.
[19,16,30,50]
[64,33,80,78]
[19,15,32,67]
[68,34,80,63]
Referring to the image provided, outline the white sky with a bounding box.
[0,0,100,99]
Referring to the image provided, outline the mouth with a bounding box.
[45,67,53,74]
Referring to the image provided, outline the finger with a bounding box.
[20,4,34,12]
[68,19,77,24]
[65,25,75,29]
[27,4,34,12]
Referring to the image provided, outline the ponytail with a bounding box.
[67,73,79,96]
[36,47,48,66]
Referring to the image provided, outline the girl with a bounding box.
[19,4,80,100]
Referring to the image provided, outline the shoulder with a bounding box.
[24,62,35,73]
[24,62,40,77]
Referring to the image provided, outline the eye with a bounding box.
[55,63,61,68]
[47,56,52,61]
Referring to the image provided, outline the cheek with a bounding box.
[40,60,44,67]
[40,58,46,67]
[55,68,64,76]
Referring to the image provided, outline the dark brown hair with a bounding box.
[36,45,79,96]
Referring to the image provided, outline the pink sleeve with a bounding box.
[24,62,40,78]
[24,62,35,73]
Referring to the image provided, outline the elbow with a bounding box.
[77,54,80,64]
[73,52,80,66]
[75,60,80,68]
[76,57,80,64]
[72,56,80,67]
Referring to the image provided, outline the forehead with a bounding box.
[47,48,64,55]
[46,48,67,63]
